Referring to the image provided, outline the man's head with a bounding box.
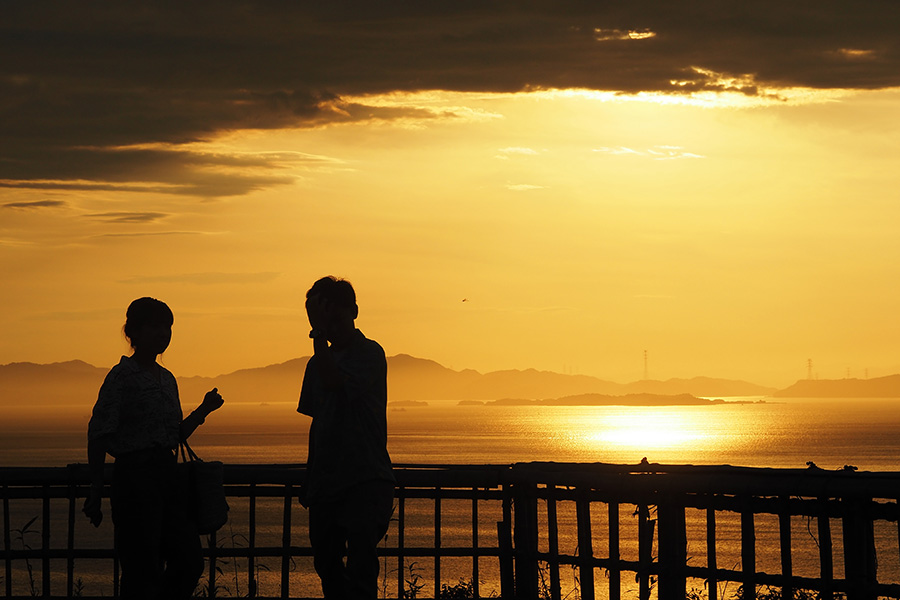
[306,277,359,339]
[307,277,357,311]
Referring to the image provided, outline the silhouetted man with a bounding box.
[297,276,395,600]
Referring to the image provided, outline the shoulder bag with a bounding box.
[179,440,229,534]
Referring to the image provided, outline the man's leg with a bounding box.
[345,480,395,600]
[309,501,349,599]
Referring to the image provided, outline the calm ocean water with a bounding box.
[5,396,900,470]
[3,397,900,598]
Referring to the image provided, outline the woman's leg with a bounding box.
[160,461,204,599]
[112,461,165,600]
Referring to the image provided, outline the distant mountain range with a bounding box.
[2,354,771,411]
[773,374,900,398]
[5,354,897,413]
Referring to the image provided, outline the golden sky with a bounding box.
[2,3,900,387]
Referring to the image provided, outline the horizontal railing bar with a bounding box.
[377,547,502,558]
[1,491,891,524]
[0,546,503,559]
[515,460,900,479]
[8,460,900,488]
[0,486,506,505]
[531,489,897,519]
[1,597,325,600]
[513,461,900,497]
[528,552,899,595]
[7,463,899,501]
[0,549,117,560]
[1,488,891,516]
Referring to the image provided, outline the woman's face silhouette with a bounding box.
[133,322,172,356]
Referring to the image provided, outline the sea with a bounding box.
[3,397,900,598]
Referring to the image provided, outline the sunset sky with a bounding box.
[2,2,900,388]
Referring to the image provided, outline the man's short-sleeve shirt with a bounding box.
[297,329,395,504]
[88,356,183,457]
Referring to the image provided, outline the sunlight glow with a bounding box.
[339,85,854,123]
[835,48,876,60]
[628,30,657,40]
[592,145,704,160]
[596,426,698,449]
[593,28,657,41]
[586,412,707,450]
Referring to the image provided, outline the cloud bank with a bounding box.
[3,1,898,195]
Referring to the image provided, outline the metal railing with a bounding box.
[3,462,900,599]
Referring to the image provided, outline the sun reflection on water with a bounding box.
[569,408,715,455]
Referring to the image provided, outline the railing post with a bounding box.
[248,483,257,598]
[740,496,755,600]
[42,484,51,598]
[512,480,538,599]
[545,485,562,600]
[208,530,218,599]
[706,504,717,600]
[657,496,686,600]
[575,489,595,600]
[3,485,12,599]
[637,503,654,600]
[281,482,292,599]
[498,484,515,599]
[778,496,793,600]
[818,496,834,600]
[608,501,620,600]
[66,477,76,599]
[842,496,876,600]
[397,490,406,599]
[434,487,442,599]
[471,486,480,599]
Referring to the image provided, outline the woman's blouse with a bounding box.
[88,356,182,457]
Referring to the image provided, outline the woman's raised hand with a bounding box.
[201,388,225,414]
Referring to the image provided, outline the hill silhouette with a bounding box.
[0,354,776,416]
[773,375,900,398]
[0,360,107,404]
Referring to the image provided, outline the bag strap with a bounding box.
[179,439,202,463]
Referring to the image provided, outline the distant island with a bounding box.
[389,400,429,407]
[461,393,767,407]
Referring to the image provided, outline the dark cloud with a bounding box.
[2,199,67,209]
[3,1,898,192]
[0,147,298,197]
[95,231,203,238]
[85,212,169,223]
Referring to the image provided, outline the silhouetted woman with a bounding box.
[82,297,224,600]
